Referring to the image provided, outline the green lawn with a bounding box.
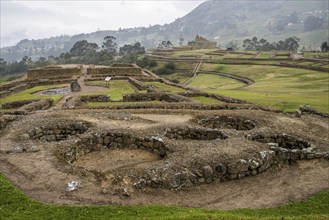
[257,52,273,59]
[86,80,137,100]
[195,64,329,113]
[191,96,222,105]
[1,173,329,219]
[0,84,67,108]
[146,81,187,93]
[189,73,245,90]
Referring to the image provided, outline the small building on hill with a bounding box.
[187,35,217,49]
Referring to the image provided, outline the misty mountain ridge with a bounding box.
[1,0,328,62]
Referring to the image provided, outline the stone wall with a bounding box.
[2,99,41,109]
[198,116,256,130]
[123,92,194,103]
[250,133,312,150]
[80,95,109,102]
[27,67,81,80]
[165,127,228,140]
[56,132,168,163]
[178,91,248,104]
[28,121,89,141]
[18,99,54,112]
[128,77,147,90]
[87,65,142,76]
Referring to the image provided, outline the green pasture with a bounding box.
[257,52,273,59]
[189,73,245,90]
[146,81,187,93]
[85,80,136,100]
[191,64,329,113]
[1,173,329,219]
[0,84,67,108]
[191,96,222,105]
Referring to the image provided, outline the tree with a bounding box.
[136,57,157,68]
[119,42,145,56]
[102,35,117,55]
[321,42,329,52]
[283,36,300,51]
[70,40,98,56]
[158,40,173,49]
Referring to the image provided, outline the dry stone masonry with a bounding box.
[165,127,228,140]
[28,121,89,141]
[198,115,256,130]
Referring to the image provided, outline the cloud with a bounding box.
[1,0,205,47]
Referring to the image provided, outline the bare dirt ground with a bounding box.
[0,109,328,210]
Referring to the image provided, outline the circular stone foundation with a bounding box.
[197,116,256,130]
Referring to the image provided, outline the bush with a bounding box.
[136,57,158,68]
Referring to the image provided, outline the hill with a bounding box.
[1,0,328,61]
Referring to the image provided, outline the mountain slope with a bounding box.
[1,0,328,61]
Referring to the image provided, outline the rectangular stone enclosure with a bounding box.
[87,64,142,77]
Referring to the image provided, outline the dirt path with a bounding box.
[183,61,203,86]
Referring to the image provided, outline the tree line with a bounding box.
[242,36,301,51]
[1,36,147,77]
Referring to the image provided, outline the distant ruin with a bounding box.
[187,35,217,49]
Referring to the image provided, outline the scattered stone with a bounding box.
[66,181,80,192]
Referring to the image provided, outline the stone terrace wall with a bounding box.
[2,99,41,109]
[80,95,109,102]
[27,67,81,80]
[128,77,147,90]
[165,127,228,140]
[123,92,194,103]
[87,66,142,76]
[18,99,54,112]
[56,132,168,163]
[28,121,89,142]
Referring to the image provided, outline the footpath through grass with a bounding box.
[1,173,329,219]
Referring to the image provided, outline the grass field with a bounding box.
[86,80,137,100]
[195,64,329,113]
[1,173,329,219]
[189,73,245,90]
[146,81,187,93]
[0,84,67,108]
[191,96,222,105]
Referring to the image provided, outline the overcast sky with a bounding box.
[0,0,205,47]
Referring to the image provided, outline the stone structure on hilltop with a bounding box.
[187,35,217,49]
